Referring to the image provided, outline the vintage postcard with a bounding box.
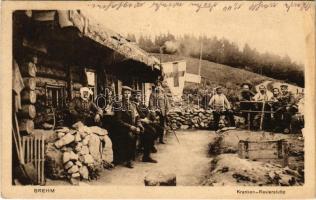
[1,0,315,199]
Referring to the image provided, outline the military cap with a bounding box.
[241,82,252,89]
[215,86,222,91]
[121,86,133,91]
[280,84,288,88]
[259,85,266,90]
[133,89,142,94]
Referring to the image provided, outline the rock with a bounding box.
[45,143,64,179]
[83,154,94,164]
[55,127,70,133]
[144,170,176,186]
[71,172,80,178]
[70,177,80,185]
[88,126,108,136]
[74,132,82,142]
[75,161,83,167]
[79,166,89,180]
[74,143,83,153]
[72,121,85,131]
[64,161,74,170]
[180,125,189,130]
[102,135,113,163]
[79,146,90,155]
[63,151,78,163]
[82,136,90,146]
[67,165,79,174]
[88,133,102,161]
[55,133,75,149]
[57,132,65,139]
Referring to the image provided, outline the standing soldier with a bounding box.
[278,84,298,133]
[113,86,143,168]
[238,83,255,128]
[208,86,235,131]
[69,87,103,126]
[149,84,169,144]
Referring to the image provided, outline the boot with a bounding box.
[142,156,158,163]
[151,146,157,153]
[125,161,134,168]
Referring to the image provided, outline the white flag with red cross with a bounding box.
[162,60,186,100]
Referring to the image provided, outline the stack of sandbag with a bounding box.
[47,122,109,184]
[167,106,214,130]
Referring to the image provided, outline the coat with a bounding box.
[148,93,169,116]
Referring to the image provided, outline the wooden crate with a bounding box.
[238,139,289,167]
[21,135,46,185]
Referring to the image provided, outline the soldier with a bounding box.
[239,82,255,101]
[252,85,273,130]
[149,84,169,144]
[238,82,255,129]
[253,85,273,101]
[208,86,235,131]
[113,86,143,168]
[132,90,158,163]
[278,84,298,133]
[69,87,103,126]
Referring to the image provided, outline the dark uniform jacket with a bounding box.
[69,97,102,124]
[114,101,141,134]
[149,93,169,116]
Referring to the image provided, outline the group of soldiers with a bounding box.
[68,84,169,169]
[209,82,302,133]
[67,81,302,168]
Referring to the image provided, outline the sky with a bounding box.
[83,1,313,65]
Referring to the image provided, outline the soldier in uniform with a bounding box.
[278,84,298,133]
[113,86,143,168]
[208,86,235,130]
[149,84,169,144]
[132,90,158,163]
[69,87,103,126]
[238,83,255,128]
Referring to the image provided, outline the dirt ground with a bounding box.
[46,130,217,186]
[203,129,304,186]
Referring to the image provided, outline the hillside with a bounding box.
[152,53,274,90]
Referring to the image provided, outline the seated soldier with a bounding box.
[208,86,235,131]
[113,86,143,168]
[69,87,103,126]
[278,84,298,133]
[132,90,158,163]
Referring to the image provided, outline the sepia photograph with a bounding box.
[1,0,315,198]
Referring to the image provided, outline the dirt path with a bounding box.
[89,130,216,186]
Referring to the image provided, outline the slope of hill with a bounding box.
[152,53,274,89]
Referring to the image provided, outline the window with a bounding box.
[85,69,97,100]
[45,84,66,108]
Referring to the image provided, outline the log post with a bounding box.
[21,90,37,104]
[19,119,34,135]
[20,62,37,77]
[19,104,36,119]
[23,77,36,90]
